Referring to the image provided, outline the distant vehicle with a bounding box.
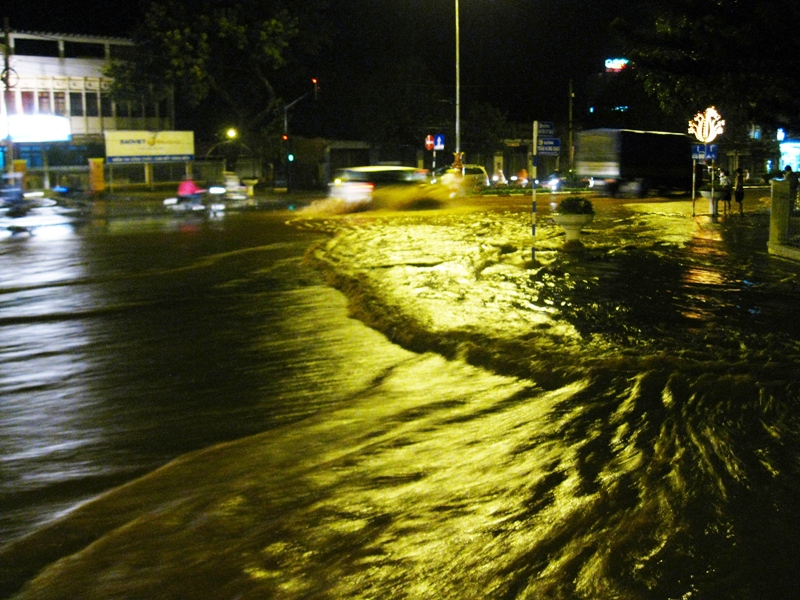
[460,164,490,190]
[543,172,563,191]
[431,164,490,194]
[163,181,232,215]
[575,128,692,197]
[540,171,588,192]
[329,166,430,203]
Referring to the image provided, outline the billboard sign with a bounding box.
[537,137,561,156]
[537,121,555,137]
[105,131,195,164]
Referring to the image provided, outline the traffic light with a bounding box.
[282,133,293,161]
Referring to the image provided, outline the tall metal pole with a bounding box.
[568,80,574,173]
[2,18,14,174]
[532,120,538,262]
[455,0,460,155]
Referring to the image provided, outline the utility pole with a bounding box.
[568,79,574,174]
[455,0,460,155]
[2,18,15,173]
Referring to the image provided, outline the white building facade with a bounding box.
[2,30,173,168]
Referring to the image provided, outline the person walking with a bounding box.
[719,169,732,215]
[734,167,745,216]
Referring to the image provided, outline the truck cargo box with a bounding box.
[575,128,692,196]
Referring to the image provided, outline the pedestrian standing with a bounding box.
[784,166,798,213]
[719,169,732,214]
[734,167,745,216]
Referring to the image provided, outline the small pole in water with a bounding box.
[692,157,697,217]
[532,120,538,262]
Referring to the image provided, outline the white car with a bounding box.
[329,166,430,203]
[431,164,490,194]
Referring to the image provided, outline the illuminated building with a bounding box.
[1,29,173,171]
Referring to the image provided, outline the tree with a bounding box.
[350,57,452,161]
[613,0,800,132]
[461,102,510,158]
[106,0,329,138]
[347,57,510,165]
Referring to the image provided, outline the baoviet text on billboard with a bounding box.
[104,131,194,163]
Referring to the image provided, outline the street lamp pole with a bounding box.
[283,92,309,137]
[2,18,16,174]
[455,0,460,155]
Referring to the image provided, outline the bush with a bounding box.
[556,196,594,214]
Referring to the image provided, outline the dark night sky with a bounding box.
[320,0,619,122]
[5,0,621,125]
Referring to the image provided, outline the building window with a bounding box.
[86,92,99,117]
[22,91,36,115]
[54,92,67,116]
[38,91,52,114]
[4,90,17,115]
[101,94,113,117]
[69,92,84,116]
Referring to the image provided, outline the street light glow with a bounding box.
[226,128,238,140]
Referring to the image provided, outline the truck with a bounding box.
[575,128,693,197]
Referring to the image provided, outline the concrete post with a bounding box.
[770,179,791,246]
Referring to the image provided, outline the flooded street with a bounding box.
[3,191,800,599]
[0,203,412,543]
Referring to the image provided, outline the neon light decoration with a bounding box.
[688,107,725,144]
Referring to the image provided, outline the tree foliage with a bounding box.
[613,0,800,132]
[351,58,450,151]
[106,0,329,135]
[348,57,509,161]
[462,102,510,156]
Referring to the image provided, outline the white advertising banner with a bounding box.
[1,115,71,142]
[105,130,194,163]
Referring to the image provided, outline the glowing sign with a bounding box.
[605,58,629,72]
[1,115,71,142]
[689,107,725,143]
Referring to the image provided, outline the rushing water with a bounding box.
[3,193,800,599]
[0,203,403,544]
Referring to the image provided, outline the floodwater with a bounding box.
[0,200,396,543]
[2,191,800,599]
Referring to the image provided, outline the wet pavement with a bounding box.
[3,189,800,599]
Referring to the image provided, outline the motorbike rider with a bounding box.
[177,175,206,205]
